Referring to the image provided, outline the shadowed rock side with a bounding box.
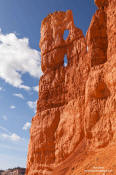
[26,0,116,175]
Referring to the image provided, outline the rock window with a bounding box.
[64,54,68,67]
[63,30,69,40]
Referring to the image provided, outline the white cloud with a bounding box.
[10,105,16,109]
[0,86,3,91]
[2,115,7,121]
[0,126,22,142]
[22,122,31,130]
[0,126,11,134]
[27,100,37,112]
[33,85,38,92]
[13,93,24,99]
[0,86,5,91]
[0,29,42,90]
[1,133,22,142]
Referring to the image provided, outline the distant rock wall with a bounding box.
[26,0,116,175]
[0,168,25,175]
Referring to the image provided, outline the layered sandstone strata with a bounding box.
[26,0,116,175]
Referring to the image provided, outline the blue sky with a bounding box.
[0,0,97,170]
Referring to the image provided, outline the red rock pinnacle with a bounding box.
[26,1,116,174]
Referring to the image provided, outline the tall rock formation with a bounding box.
[26,0,116,175]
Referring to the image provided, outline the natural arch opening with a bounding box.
[63,30,69,40]
[64,54,68,67]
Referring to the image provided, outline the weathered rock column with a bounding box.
[26,10,88,175]
[26,1,116,174]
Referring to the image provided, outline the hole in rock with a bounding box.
[64,54,68,67]
[87,46,88,52]
[63,30,69,40]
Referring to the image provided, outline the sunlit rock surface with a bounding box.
[26,1,116,174]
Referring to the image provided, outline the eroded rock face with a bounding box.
[95,0,108,8]
[86,9,108,66]
[26,1,116,174]
[84,0,116,150]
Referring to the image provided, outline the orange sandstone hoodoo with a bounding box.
[26,0,116,175]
